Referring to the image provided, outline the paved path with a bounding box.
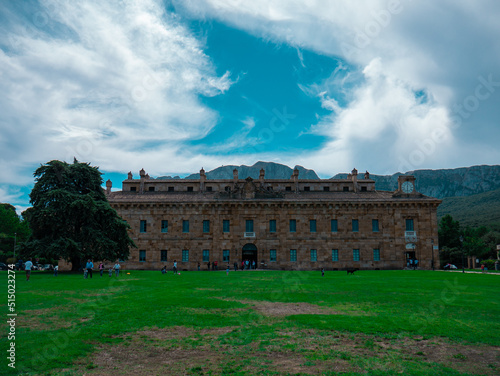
[436,270,500,275]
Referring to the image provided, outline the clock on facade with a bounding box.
[402,181,414,193]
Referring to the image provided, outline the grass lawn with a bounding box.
[2,269,499,375]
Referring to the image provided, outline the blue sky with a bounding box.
[1,0,500,212]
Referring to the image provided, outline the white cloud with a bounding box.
[290,58,455,175]
[176,0,500,174]
[0,0,233,186]
[2,0,500,207]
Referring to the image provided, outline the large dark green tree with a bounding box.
[0,203,30,262]
[438,214,461,249]
[438,214,463,267]
[22,159,135,270]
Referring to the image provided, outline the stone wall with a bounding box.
[109,199,439,271]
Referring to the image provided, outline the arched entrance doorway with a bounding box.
[242,243,257,269]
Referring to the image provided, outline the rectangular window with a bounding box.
[343,186,349,192]
[310,219,317,233]
[187,186,193,192]
[372,219,379,232]
[206,186,213,192]
[130,187,136,192]
[246,220,254,232]
[373,249,380,261]
[223,250,230,262]
[331,219,338,233]
[270,249,277,262]
[168,186,174,192]
[203,220,210,233]
[223,220,230,233]
[285,186,292,191]
[269,219,276,233]
[304,186,310,191]
[148,186,155,192]
[310,249,317,262]
[161,220,168,233]
[202,249,209,262]
[290,219,296,233]
[182,249,189,262]
[332,249,339,262]
[353,249,360,261]
[182,220,189,233]
[352,219,359,232]
[160,250,168,262]
[140,220,147,233]
[290,249,297,262]
[139,250,146,262]
[323,186,330,192]
[406,219,414,231]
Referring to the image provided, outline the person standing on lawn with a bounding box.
[25,258,33,281]
[86,259,94,279]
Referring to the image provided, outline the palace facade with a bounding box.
[102,167,441,271]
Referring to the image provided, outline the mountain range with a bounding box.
[159,161,319,180]
[156,162,500,227]
[159,162,500,199]
[333,165,500,199]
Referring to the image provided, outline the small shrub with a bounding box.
[480,259,497,270]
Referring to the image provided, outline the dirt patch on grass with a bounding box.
[18,307,73,331]
[67,327,499,376]
[247,300,345,316]
[221,298,372,317]
[387,336,500,374]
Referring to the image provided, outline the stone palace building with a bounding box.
[102,167,440,271]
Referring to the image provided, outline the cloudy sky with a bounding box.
[1,0,500,211]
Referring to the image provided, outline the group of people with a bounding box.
[202,259,258,272]
[206,260,219,271]
[85,259,121,278]
[161,260,179,275]
[407,258,419,270]
[22,258,58,280]
[241,260,256,270]
[161,259,258,274]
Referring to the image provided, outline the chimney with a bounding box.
[259,168,265,183]
[106,179,112,194]
[351,168,358,192]
[200,167,206,191]
[127,171,133,180]
[351,168,358,181]
[139,169,146,194]
[292,168,299,193]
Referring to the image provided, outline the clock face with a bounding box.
[402,181,414,193]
